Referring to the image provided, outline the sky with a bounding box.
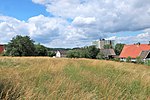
[0,0,150,48]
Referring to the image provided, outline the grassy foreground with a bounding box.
[0,57,150,100]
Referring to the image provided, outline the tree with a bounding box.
[66,50,80,58]
[136,56,143,64]
[145,60,150,66]
[35,44,48,56]
[96,52,105,59]
[66,50,73,58]
[48,51,56,57]
[126,56,132,63]
[5,35,35,56]
[104,44,113,49]
[85,46,99,59]
[115,43,125,55]
[66,46,99,59]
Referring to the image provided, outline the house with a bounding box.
[140,50,150,61]
[93,39,115,49]
[0,44,5,54]
[100,49,116,59]
[56,50,67,58]
[119,44,150,62]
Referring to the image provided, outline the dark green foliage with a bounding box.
[113,58,120,62]
[4,35,52,56]
[145,60,150,66]
[66,50,81,58]
[5,35,35,56]
[115,43,125,55]
[35,44,48,56]
[48,51,56,57]
[136,56,143,64]
[66,46,99,59]
[47,48,71,51]
[96,52,105,59]
[86,46,99,59]
[126,56,132,62]
[104,44,113,49]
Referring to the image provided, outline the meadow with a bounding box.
[0,57,150,100]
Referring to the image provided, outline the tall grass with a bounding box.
[0,57,150,99]
[145,60,150,66]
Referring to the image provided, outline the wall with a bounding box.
[0,45,4,54]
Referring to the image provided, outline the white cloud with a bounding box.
[108,31,150,44]
[72,16,96,26]
[28,15,68,44]
[0,16,29,43]
[31,0,150,47]
[1,0,150,47]
[137,32,150,38]
[32,0,150,33]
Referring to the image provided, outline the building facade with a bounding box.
[119,44,150,62]
[0,45,5,54]
[99,49,116,59]
[93,39,115,49]
[56,50,67,58]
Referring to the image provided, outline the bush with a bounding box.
[96,52,105,59]
[115,43,125,55]
[136,56,143,64]
[48,51,56,57]
[126,56,132,63]
[113,58,120,62]
[35,44,48,56]
[66,46,99,59]
[145,60,150,66]
[66,50,80,58]
[104,44,113,49]
[0,53,4,56]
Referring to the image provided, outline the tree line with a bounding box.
[66,43,125,59]
[66,46,99,59]
[4,35,55,57]
[3,35,125,59]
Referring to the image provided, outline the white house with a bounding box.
[56,50,67,58]
[56,51,61,58]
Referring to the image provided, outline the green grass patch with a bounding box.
[1,57,150,99]
[64,62,150,99]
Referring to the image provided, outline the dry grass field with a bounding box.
[0,57,150,100]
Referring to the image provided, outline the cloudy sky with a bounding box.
[0,0,150,48]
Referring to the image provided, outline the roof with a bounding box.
[119,44,150,58]
[57,50,67,55]
[0,45,4,53]
[100,49,116,57]
[140,50,150,59]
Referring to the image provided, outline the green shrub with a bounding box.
[136,56,143,64]
[145,60,150,66]
[96,52,105,59]
[113,58,120,62]
[48,51,56,57]
[126,56,132,63]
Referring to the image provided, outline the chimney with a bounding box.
[137,42,140,45]
[138,42,140,45]
[149,41,150,45]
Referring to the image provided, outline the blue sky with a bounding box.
[0,0,150,48]
[0,0,50,20]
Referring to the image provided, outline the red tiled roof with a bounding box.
[119,44,150,58]
[0,45,4,53]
